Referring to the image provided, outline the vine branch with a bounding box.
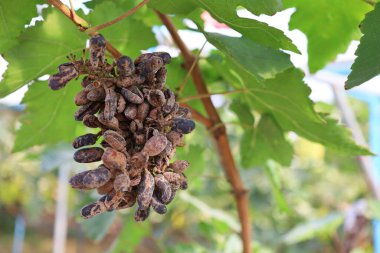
[47,0,149,59]
[156,11,252,253]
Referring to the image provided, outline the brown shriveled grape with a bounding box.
[137,169,155,210]
[166,131,185,147]
[74,102,102,121]
[73,147,104,163]
[72,133,99,149]
[169,160,190,173]
[154,174,172,204]
[142,134,168,157]
[116,94,126,113]
[136,102,150,121]
[103,130,126,151]
[82,166,112,189]
[74,90,90,106]
[121,86,144,104]
[87,86,106,101]
[113,174,131,192]
[146,89,166,107]
[97,179,115,195]
[134,206,150,222]
[124,104,137,120]
[101,147,127,173]
[151,194,167,214]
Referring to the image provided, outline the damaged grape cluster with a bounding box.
[48,34,195,221]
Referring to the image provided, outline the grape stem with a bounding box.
[85,0,151,35]
[46,0,150,59]
[156,11,252,253]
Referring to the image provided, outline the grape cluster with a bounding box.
[48,34,195,221]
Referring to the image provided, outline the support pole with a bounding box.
[53,163,70,253]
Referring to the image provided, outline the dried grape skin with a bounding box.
[121,87,144,104]
[74,102,102,121]
[124,104,137,120]
[103,130,126,151]
[101,147,127,173]
[72,133,98,149]
[74,90,90,106]
[82,166,112,189]
[147,89,166,107]
[154,174,172,204]
[113,174,131,192]
[87,86,106,101]
[136,102,150,121]
[104,88,117,120]
[137,170,155,210]
[134,206,150,222]
[166,131,185,147]
[169,160,190,173]
[69,170,90,189]
[82,114,101,128]
[151,194,167,214]
[116,94,126,113]
[117,56,135,77]
[97,179,115,195]
[89,34,106,68]
[142,134,168,157]
[171,118,195,134]
[73,147,104,163]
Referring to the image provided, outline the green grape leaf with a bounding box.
[210,53,371,155]
[284,0,371,72]
[0,0,43,52]
[148,0,197,14]
[150,0,283,16]
[346,3,380,89]
[87,1,156,59]
[13,80,82,152]
[111,217,151,253]
[0,9,87,98]
[194,0,298,52]
[241,114,293,167]
[245,69,372,155]
[204,32,293,81]
[230,99,255,126]
[149,0,298,52]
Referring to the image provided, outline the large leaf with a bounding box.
[87,1,156,59]
[204,32,293,81]
[0,0,43,52]
[13,80,82,152]
[240,115,293,167]
[284,0,371,72]
[149,0,298,52]
[150,0,283,16]
[245,69,372,155]
[194,0,298,52]
[210,54,371,155]
[346,3,380,89]
[0,9,87,98]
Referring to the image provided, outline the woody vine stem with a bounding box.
[46,0,251,252]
